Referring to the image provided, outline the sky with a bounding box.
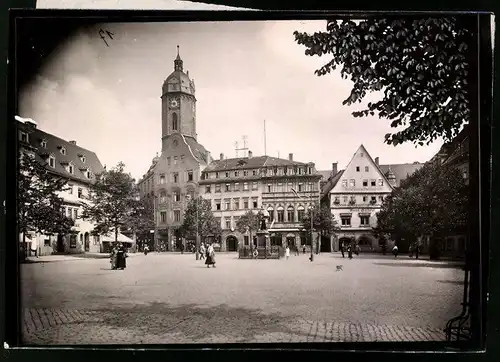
[37,0,257,9]
[19,20,444,181]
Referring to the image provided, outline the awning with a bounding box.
[101,233,135,244]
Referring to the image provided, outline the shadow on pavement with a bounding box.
[373,262,464,269]
[436,280,465,285]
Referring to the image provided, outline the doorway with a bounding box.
[56,234,65,253]
[84,232,90,252]
[226,236,238,252]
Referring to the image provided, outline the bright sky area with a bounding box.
[19,20,444,180]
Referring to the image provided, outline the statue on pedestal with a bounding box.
[259,208,270,231]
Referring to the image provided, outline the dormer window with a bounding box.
[19,131,28,143]
[68,163,74,174]
[48,156,55,168]
[40,139,47,148]
[86,170,92,179]
[60,147,66,155]
[80,155,86,163]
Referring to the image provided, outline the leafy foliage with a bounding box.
[235,210,262,246]
[376,161,468,242]
[18,152,74,236]
[81,162,136,242]
[181,196,222,242]
[122,193,155,237]
[301,204,340,235]
[294,17,471,145]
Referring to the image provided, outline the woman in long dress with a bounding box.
[205,243,216,268]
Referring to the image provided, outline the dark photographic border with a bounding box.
[2,7,494,361]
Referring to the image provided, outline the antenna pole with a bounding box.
[264,120,267,156]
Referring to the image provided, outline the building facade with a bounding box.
[199,152,322,252]
[137,48,212,251]
[17,116,105,255]
[321,145,423,252]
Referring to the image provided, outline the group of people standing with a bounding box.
[110,243,128,270]
[199,242,216,268]
[339,242,361,259]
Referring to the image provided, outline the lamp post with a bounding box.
[196,195,201,260]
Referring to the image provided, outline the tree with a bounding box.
[121,192,155,245]
[235,210,262,249]
[301,204,340,235]
[18,152,74,257]
[81,162,136,244]
[294,17,472,146]
[376,161,468,258]
[181,196,222,248]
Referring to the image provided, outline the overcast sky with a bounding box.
[19,20,444,180]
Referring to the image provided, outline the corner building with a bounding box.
[138,48,212,251]
[199,152,322,252]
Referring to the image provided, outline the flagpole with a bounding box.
[264,120,267,156]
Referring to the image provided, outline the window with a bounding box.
[215,200,221,210]
[174,210,181,222]
[463,170,468,179]
[225,172,229,178]
[287,206,295,222]
[267,184,272,192]
[86,171,91,179]
[68,165,74,174]
[253,170,257,176]
[244,236,249,246]
[160,174,166,184]
[343,196,348,203]
[225,219,231,229]
[298,168,304,175]
[371,196,377,202]
[67,184,73,194]
[234,183,240,191]
[234,199,239,210]
[61,147,66,155]
[181,155,185,162]
[308,167,312,174]
[378,179,384,186]
[81,156,86,164]
[172,113,178,131]
[70,235,77,248]
[225,200,231,210]
[73,208,78,219]
[41,139,47,148]
[360,215,370,226]
[174,156,178,165]
[267,207,274,222]
[205,185,211,193]
[356,166,360,172]
[243,199,249,209]
[225,184,231,192]
[215,218,221,228]
[277,207,285,222]
[365,166,369,172]
[66,207,70,217]
[363,196,367,202]
[173,173,179,183]
[371,180,376,187]
[243,170,248,176]
[77,188,82,198]
[44,238,50,246]
[252,182,258,190]
[215,172,219,179]
[350,196,356,204]
[234,171,239,177]
[174,191,181,202]
[297,206,305,222]
[342,180,347,187]
[187,171,193,181]
[309,182,314,191]
[252,198,258,208]
[19,131,28,142]
[49,156,55,168]
[243,182,249,191]
[379,196,384,202]
[215,184,221,193]
[363,180,368,187]
[160,191,166,203]
[298,183,303,192]
[349,179,355,187]
[341,216,351,226]
[167,157,171,166]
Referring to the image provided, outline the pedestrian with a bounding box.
[355,244,360,256]
[144,244,149,255]
[253,247,259,259]
[295,245,300,256]
[200,243,206,260]
[205,243,216,268]
[347,244,353,259]
[110,243,118,270]
[116,243,128,270]
[392,244,399,258]
[340,243,345,258]
[30,237,39,258]
[285,245,290,260]
[416,243,421,259]
[302,244,306,254]
[180,242,185,254]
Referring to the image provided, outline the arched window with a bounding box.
[287,206,295,223]
[172,113,178,131]
[277,206,285,223]
[297,206,305,222]
[267,207,274,222]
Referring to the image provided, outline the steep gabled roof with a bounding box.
[183,135,211,165]
[18,120,104,184]
[378,163,424,188]
[320,170,345,198]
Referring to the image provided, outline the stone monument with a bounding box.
[256,208,271,258]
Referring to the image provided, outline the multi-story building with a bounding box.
[137,48,212,251]
[321,144,423,252]
[199,152,322,252]
[17,116,106,255]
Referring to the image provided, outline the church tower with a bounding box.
[161,46,197,151]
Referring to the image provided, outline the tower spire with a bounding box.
[174,45,183,71]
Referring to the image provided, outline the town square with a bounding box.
[16,18,472,344]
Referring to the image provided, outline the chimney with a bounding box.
[220,153,224,161]
[332,162,338,175]
[248,150,253,159]
[69,140,77,145]
[375,157,379,165]
[187,70,189,77]
[289,153,293,161]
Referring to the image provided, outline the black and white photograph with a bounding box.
[12,12,492,346]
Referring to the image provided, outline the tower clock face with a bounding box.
[170,98,179,108]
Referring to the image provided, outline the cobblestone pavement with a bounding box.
[20,253,464,345]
